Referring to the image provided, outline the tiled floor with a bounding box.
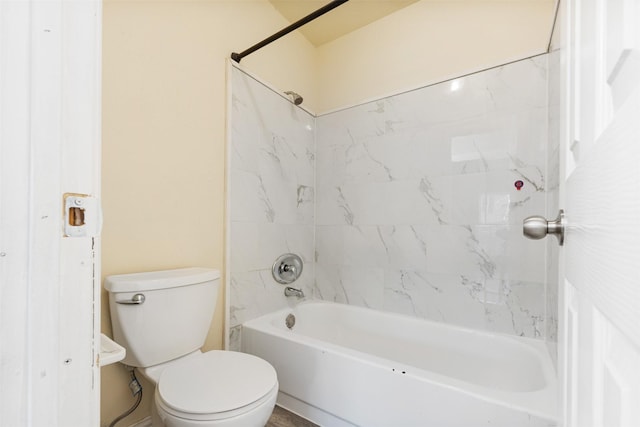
[266,405,319,427]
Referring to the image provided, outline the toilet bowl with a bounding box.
[150,351,277,427]
[105,268,278,427]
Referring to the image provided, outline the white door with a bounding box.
[559,0,640,425]
[0,0,102,425]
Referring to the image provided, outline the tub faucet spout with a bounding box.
[284,286,304,298]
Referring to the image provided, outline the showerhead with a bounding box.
[285,91,303,106]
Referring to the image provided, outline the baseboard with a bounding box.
[128,416,152,427]
[276,392,355,427]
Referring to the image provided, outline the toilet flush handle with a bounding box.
[116,293,146,305]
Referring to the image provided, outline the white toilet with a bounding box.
[105,268,278,427]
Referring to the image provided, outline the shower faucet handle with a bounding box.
[272,253,303,284]
[281,263,297,276]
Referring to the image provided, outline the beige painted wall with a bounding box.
[101,0,554,425]
[101,1,316,425]
[316,0,556,112]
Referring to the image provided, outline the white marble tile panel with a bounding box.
[449,126,515,174]
[382,269,447,320]
[423,224,545,283]
[312,264,348,303]
[314,225,344,267]
[464,226,547,284]
[229,270,287,327]
[402,81,495,128]
[338,266,385,309]
[315,225,389,268]
[256,131,315,187]
[386,180,446,225]
[425,225,495,278]
[313,264,384,309]
[509,108,548,170]
[229,67,316,330]
[316,224,430,270]
[229,222,262,272]
[230,114,264,174]
[315,184,354,226]
[356,132,433,182]
[230,222,314,272]
[340,226,389,267]
[377,225,429,268]
[433,173,487,225]
[258,172,314,224]
[415,175,451,225]
[420,111,547,177]
[341,141,395,184]
[230,171,314,225]
[317,182,383,225]
[486,56,548,112]
[502,227,547,283]
[484,168,546,225]
[230,169,276,223]
[315,114,353,149]
[230,267,315,328]
[383,271,487,330]
[316,101,396,147]
[233,69,315,130]
[315,144,347,188]
[484,280,545,338]
[318,167,546,229]
[347,180,447,225]
[426,276,489,331]
[231,55,552,342]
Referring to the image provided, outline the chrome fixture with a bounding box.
[284,287,305,298]
[523,209,565,246]
[115,293,146,305]
[285,313,296,329]
[284,91,303,105]
[272,253,303,284]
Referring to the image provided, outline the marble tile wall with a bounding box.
[229,55,555,345]
[314,55,551,338]
[228,67,316,349]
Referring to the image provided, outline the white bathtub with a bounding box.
[242,301,557,427]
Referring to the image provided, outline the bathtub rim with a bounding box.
[242,300,558,422]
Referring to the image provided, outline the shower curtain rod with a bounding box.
[230,0,349,63]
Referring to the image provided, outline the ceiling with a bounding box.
[269,0,420,47]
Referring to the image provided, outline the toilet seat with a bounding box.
[156,350,278,422]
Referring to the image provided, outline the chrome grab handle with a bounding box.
[115,293,146,305]
[523,209,565,246]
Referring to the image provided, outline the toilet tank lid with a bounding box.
[105,268,220,293]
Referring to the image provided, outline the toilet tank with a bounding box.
[105,268,220,367]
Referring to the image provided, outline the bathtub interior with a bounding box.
[243,301,558,426]
[268,301,549,393]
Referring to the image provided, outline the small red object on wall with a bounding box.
[514,180,524,191]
